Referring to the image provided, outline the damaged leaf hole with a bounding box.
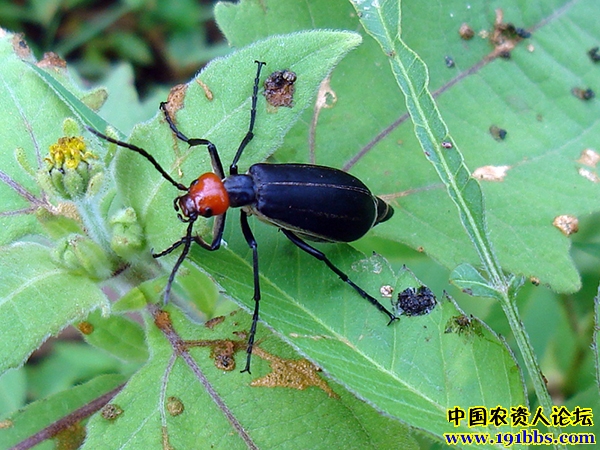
[553,215,579,236]
[263,69,297,108]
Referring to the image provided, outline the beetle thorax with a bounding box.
[176,172,230,219]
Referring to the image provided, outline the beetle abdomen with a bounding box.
[248,163,391,242]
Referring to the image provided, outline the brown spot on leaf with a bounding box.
[204,316,225,329]
[185,337,246,371]
[77,321,94,335]
[553,215,579,236]
[445,314,483,337]
[250,347,338,398]
[472,165,511,181]
[37,52,67,69]
[166,396,184,416]
[101,404,123,421]
[195,78,213,101]
[489,125,507,141]
[163,84,188,119]
[154,310,173,332]
[489,9,531,59]
[572,87,595,101]
[12,33,31,59]
[459,23,475,40]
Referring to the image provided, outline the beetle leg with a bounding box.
[153,214,226,258]
[152,239,185,258]
[154,214,226,306]
[229,61,266,176]
[159,102,226,179]
[239,210,260,373]
[160,220,195,305]
[281,229,398,324]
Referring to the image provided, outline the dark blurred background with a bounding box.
[0,0,230,95]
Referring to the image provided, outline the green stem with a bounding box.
[500,293,564,445]
[76,198,112,254]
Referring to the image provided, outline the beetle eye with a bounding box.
[203,207,213,218]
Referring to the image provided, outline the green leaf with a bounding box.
[0,242,109,372]
[0,374,124,449]
[82,311,149,364]
[0,34,62,244]
[350,0,504,286]
[26,62,112,134]
[450,263,504,300]
[0,368,26,416]
[83,308,419,449]
[191,231,526,444]
[216,0,600,294]
[82,27,524,442]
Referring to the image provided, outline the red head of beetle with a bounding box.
[176,172,230,220]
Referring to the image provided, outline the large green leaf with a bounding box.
[190,232,525,445]
[83,308,419,449]
[216,0,600,294]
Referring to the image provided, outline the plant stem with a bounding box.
[76,197,112,253]
[500,293,564,445]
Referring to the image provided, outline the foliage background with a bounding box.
[0,0,599,449]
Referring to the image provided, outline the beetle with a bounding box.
[88,61,397,373]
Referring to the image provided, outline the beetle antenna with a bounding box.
[86,126,187,191]
[162,220,195,304]
[229,60,266,175]
[158,103,227,179]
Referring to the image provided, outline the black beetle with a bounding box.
[88,61,396,373]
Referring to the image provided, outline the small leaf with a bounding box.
[81,311,149,363]
[0,374,124,449]
[450,263,503,300]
